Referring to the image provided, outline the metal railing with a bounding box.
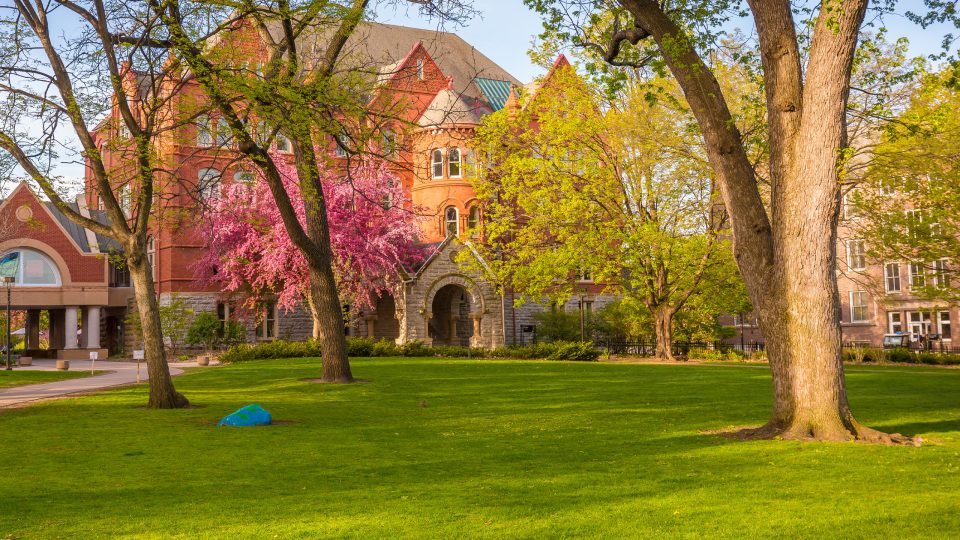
[597,340,766,358]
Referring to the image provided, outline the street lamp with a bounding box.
[3,275,14,370]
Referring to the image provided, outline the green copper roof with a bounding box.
[475,77,513,112]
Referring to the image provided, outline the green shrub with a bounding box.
[186,312,223,350]
[219,338,600,363]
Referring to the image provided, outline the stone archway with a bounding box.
[430,284,473,346]
[421,273,486,347]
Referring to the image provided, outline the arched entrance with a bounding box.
[429,284,473,346]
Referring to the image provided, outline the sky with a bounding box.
[12,2,960,185]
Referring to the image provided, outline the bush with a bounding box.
[186,312,222,351]
[219,337,601,363]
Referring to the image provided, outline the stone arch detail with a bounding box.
[422,273,486,315]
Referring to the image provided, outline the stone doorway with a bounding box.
[429,284,473,346]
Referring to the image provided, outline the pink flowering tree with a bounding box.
[196,156,424,335]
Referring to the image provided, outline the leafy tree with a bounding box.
[194,156,423,323]
[0,0,194,407]
[520,0,953,443]
[151,0,474,383]
[125,295,194,353]
[472,66,746,361]
[533,309,587,343]
[852,68,960,303]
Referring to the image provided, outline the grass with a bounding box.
[0,369,98,389]
[1,358,959,538]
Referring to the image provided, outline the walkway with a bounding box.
[0,359,194,408]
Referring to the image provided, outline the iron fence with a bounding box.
[843,341,960,355]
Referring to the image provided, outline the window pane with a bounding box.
[19,250,60,285]
[432,150,444,178]
[885,263,901,293]
[196,116,213,146]
[449,148,461,177]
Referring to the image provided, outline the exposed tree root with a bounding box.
[148,391,191,409]
[714,420,922,446]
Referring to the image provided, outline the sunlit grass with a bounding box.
[1,358,958,538]
[0,369,97,389]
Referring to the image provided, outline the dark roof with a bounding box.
[269,21,521,103]
[42,202,121,254]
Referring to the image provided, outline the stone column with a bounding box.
[25,310,40,350]
[421,310,433,346]
[449,314,459,344]
[64,306,79,350]
[471,313,483,348]
[86,306,101,349]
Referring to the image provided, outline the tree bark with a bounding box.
[128,254,189,409]
[618,0,913,442]
[652,305,675,362]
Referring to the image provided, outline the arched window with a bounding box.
[198,168,221,199]
[214,119,232,147]
[445,206,459,237]
[146,236,156,280]
[468,206,480,230]
[431,149,444,179]
[0,249,61,286]
[448,148,461,178]
[196,115,213,146]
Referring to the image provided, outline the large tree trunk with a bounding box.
[128,255,189,409]
[620,0,914,443]
[652,305,675,361]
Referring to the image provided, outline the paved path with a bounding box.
[0,359,194,408]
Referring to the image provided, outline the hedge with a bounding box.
[219,337,601,364]
[842,347,960,366]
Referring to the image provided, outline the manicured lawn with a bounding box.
[1,358,959,538]
[0,369,97,389]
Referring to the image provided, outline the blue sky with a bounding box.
[14,2,958,184]
[380,1,954,82]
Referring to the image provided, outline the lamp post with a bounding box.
[3,276,13,370]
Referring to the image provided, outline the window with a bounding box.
[934,259,950,288]
[465,151,477,177]
[884,262,901,293]
[940,311,952,340]
[198,168,221,199]
[234,170,255,184]
[214,119,232,147]
[275,133,291,153]
[467,206,480,230]
[118,184,132,217]
[381,179,395,210]
[431,149,444,178]
[444,206,459,237]
[196,115,213,146]
[146,236,156,281]
[255,121,272,146]
[0,249,61,286]
[579,267,593,282]
[217,302,231,331]
[109,262,130,287]
[850,291,869,323]
[416,58,424,80]
[255,301,278,340]
[906,209,926,239]
[843,191,858,220]
[334,133,349,157]
[382,130,396,157]
[448,148,462,177]
[888,312,903,334]
[909,262,925,289]
[908,311,934,336]
[846,240,866,271]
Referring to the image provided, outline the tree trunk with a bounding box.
[652,306,675,362]
[128,256,189,409]
[307,265,353,382]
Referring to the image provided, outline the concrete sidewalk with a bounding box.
[0,359,193,408]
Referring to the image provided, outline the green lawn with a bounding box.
[1,358,959,538]
[0,369,97,389]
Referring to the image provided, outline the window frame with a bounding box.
[0,249,62,287]
[846,239,866,271]
[431,149,444,179]
[198,168,222,200]
[444,206,459,237]
[884,262,901,293]
[196,115,213,147]
[146,235,156,281]
[849,290,869,323]
[448,148,462,178]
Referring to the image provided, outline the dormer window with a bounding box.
[431,149,444,179]
[448,148,462,178]
[416,58,424,80]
